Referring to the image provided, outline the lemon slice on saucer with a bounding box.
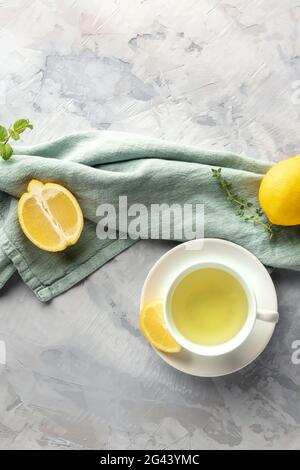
[18,179,84,252]
[140,299,181,353]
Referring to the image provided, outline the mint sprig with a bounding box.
[211,167,275,238]
[0,119,33,161]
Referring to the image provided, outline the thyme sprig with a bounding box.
[211,168,274,238]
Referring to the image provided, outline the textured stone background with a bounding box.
[0,0,300,449]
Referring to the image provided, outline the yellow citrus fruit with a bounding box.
[140,298,181,353]
[259,155,300,226]
[18,179,84,252]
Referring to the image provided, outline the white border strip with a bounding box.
[0,340,6,365]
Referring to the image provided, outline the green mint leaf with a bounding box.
[13,119,33,134]
[0,143,13,160]
[8,128,20,141]
[0,126,9,142]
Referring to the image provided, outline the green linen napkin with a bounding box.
[0,131,299,302]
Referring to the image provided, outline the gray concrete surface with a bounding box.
[0,0,300,449]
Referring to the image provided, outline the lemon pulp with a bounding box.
[140,299,181,353]
[18,179,84,252]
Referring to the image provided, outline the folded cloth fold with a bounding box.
[0,131,298,302]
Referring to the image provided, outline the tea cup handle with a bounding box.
[256,309,279,324]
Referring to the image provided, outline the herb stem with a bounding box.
[211,168,274,238]
[251,216,274,238]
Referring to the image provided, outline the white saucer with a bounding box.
[140,238,278,377]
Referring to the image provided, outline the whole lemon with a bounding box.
[259,155,300,226]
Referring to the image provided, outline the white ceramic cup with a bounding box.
[164,262,279,357]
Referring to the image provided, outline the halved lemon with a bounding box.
[140,298,181,353]
[18,179,84,252]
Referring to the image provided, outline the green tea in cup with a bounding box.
[170,267,248,346]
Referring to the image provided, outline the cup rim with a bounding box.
[164,261,257,357]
